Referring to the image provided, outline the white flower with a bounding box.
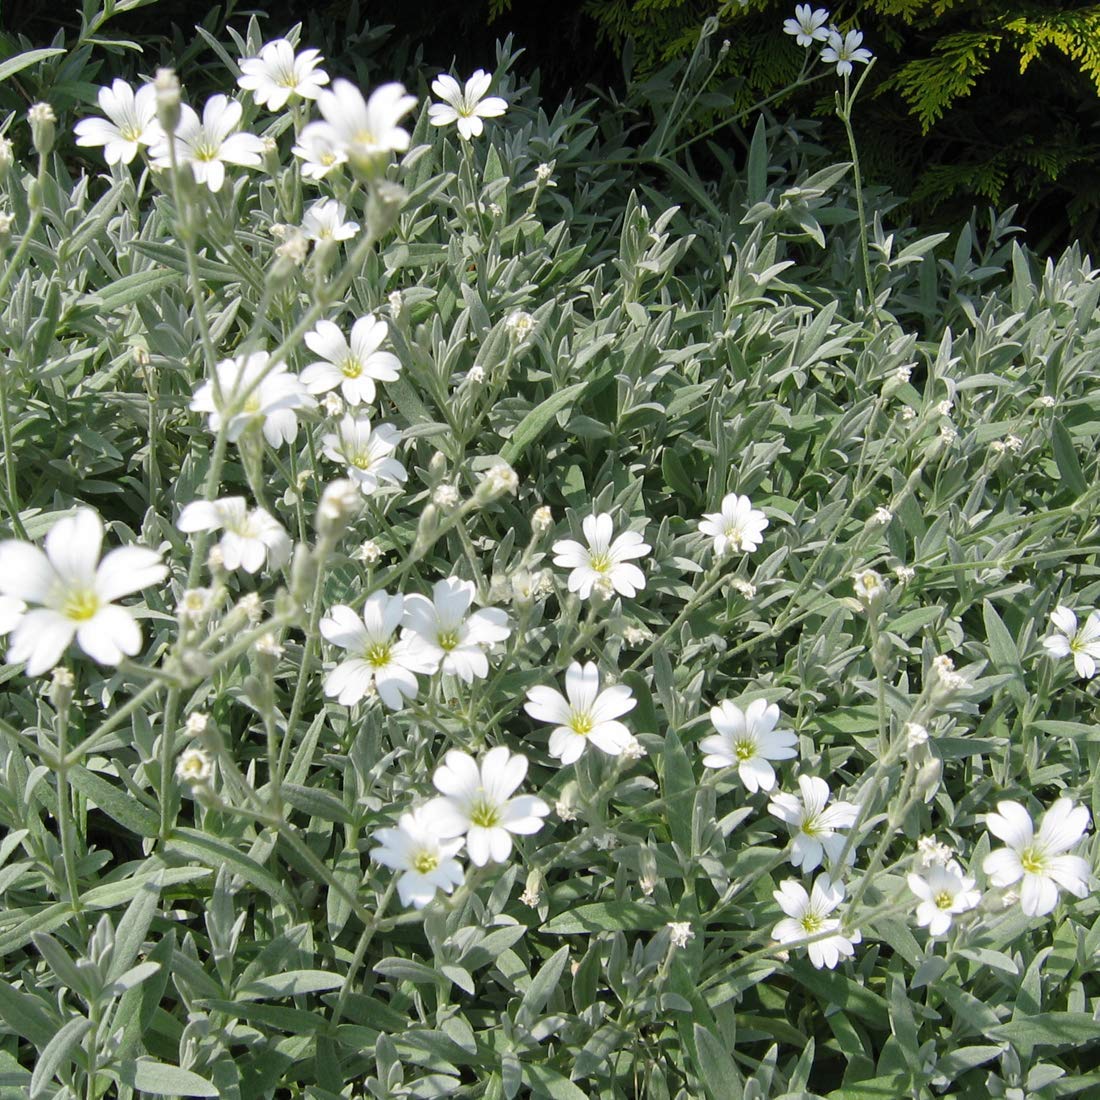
[355,539,383,564]
[905,722,929,747]
[184,712,208,737]
[176,747,214,786]
[699,494,768,555]
[177,497,291,574]
[820,29,873,76]
[149,94,265,192]
[237,39,329,110]
[316,79,416,167]
[773,877,861,969]
[532,506,553,533]
[916,836,954,866]
[301,199,359,242]
[320,414,407,495]
[428,70,507,140]
[370,805,465,909]
[552,513,650,600]
[894,565,915,584]
[0,508,167,676]
[908,860,980,936]
[402,578,510,683]
[667,922,695,948]
[74,79,160,165]
[524,660,636,765]
[506,311,536,342]
[292,121,347,180]
[701,698,797,792]
[731,578,756,598]
[1042,606,1100,678]
[0,595,25,636]
[300,315,399,405]
[853,568,886,605]
[783,5,831,47]
[768,775,858,871]
[425,747,549,865]
[320,593,437,709]
[190,350,314,447]
[983,799,1091,917]
[870,506,892,526]
[479,462,519,500]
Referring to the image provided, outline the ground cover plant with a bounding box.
[0,4,1099,1097]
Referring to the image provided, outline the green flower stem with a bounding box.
[836,62,877,321]
[0,362,27,539]
[273,535,336,802]
[330,877,396,1030]
[626,560,727,673]
[52,684,82,910]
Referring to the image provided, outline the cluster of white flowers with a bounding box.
[782,5,873,77]
[321,581,510,708]
[371,747,547,907]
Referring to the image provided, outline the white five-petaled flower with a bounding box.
[292,122,347,180]
[0,508,167,676]
[908,860,981,936]
[301,315,400,405]
[773,877,861,970]
[983,799,1091,917]
[783,5,831,47]
[768,775,858,872]
[552,513,650,600]
[177,497,291,574]
[237,39,329,111]
[425,747,549,865]
[74,79,160,165]
[370,805,465,909]
[402,578,510,683]
[301,198,359,243]
[1042,606,1100,678]
[699,493,768,556]
[701,698,797,793]
[320,592,437,709]
[524,660,636,765]
[428,70,507,140]
[314,79,416,168]
[820,29,873,76]
[149,94,265,192]
[320,414,407,495]
[190,351,315,448]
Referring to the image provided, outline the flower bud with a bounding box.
[366,179,407,238]
[27,102,55,157]
[475,462,519,504]
[316,478,361,537]
[0,137,13,179]
[154,68,181,134]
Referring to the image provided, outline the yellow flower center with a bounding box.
[570,712,594,736]
[588,552,612,573]
[365,642,391,668]
[437,629,460,652]
[193,140,220,162]
[320,151,336,165]
[734,739,756,761]
[800,813,821,838]
[469,797,501,828]
[1020,847,1045,875]
[243,394,261,414]
[64,590,100,622]
[350,448,375,470]
[800,912,824,934]
[121,124,143,142]
[934,890,954,910]
[341,356,363,379]
[413,851,439,874]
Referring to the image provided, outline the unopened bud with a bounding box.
[476,462,518,504]
[154,68,181,133]
[316,478,361,537]
[366,179,407,238]
[27,102,55,157]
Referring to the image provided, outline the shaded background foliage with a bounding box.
[4,0,1100,251]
